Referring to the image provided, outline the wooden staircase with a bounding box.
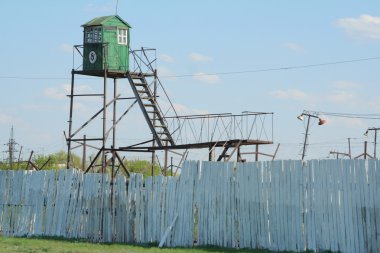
[217,140,242,162]
[127,73,175,147]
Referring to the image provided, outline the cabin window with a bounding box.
[85,27,102,43]
[118,29,128,45]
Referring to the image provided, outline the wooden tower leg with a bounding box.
[67,70,75,169]
[208,146,214,161]
[102,69,108,173]
[255,144,259,161]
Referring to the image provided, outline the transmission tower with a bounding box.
[4,126,19,169]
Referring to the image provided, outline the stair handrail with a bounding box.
[130,48,181,142]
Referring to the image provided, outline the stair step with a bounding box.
[134,83,147,86]
[137,90,148,93]
[141,97,154,100]
[143,104,156,107]
[157,134,171,138]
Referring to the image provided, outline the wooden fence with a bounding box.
[0,159,379,252]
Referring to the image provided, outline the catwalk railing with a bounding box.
[165,112,273,145]
[0,159,379,252]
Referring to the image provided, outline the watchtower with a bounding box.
[82,15,131,72]
[67,15,274,176]
[67,15,178,175]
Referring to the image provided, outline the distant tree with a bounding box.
[26,151,81,170]
[34,154,56,169]
[0,162,9,170]
[124,159,162,178]
[0,151,173,178]
[0,160,28,170]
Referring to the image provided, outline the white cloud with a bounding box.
[59,43,72,53]
[336,14,380,41]
[63,84,71,93]
[0,112,16,124]
[64,84,92,94]
[283,42,305,53]
[366,97,380,113]
[270,89,309,101]
[193,72,220,84]
[19,104,44,111]
[328,117,366,129]
[44,84,93,100]
[327,91,357,104]
[64,102,88,113]
[157,66,176,79]
[173,103,209,116]
[332,80,360,89]
[159,54,174,63]
[44,87,66,100]
[189,53,213,62]
[73,102,86,111]
[84,3,113,12]
[158,101,209,117]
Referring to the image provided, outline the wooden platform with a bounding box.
[116,139,273,152]
[73,70,153,79]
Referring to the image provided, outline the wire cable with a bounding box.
[308,110,380,120]
[161,56,380,78]
[1,56,380,80]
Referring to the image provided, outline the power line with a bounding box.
[0,76,92,80]
[310,111,380,120]
[161,56,380,78]
[1,56,380,80]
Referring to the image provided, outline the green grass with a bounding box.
[0,236,330,253]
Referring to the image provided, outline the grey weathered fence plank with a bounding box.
[349,161,359,253]
[294,161,303,251]
[340,161,347,252]
[368,160,377,252]
[302,162,309,251]
[308,161,315,250]
[0,160,379,253]
[272,161,280,251]
[262,162,269,249]
[330,160,338,251]
[312,160,321,251]
[343,160,354,253]
[354,160,364,252]
[324,160,333,251]
[330,160,339,252]
[375,160,380,252]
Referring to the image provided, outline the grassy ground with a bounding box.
[0,236,280,253]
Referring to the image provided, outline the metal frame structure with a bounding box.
[66,45,274,176]
[364,127,380,158]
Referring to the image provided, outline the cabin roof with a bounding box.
[82,15,131,28]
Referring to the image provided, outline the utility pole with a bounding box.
[364,127,380,159]
[329,150,350,159]
[301,115,311,161]
[297,112,326,161]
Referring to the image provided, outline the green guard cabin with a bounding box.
[82,15,131,73]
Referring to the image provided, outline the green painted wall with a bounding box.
[82,16,130,72]
[83,44,103,71]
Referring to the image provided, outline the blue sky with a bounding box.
[1,1,380,161]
